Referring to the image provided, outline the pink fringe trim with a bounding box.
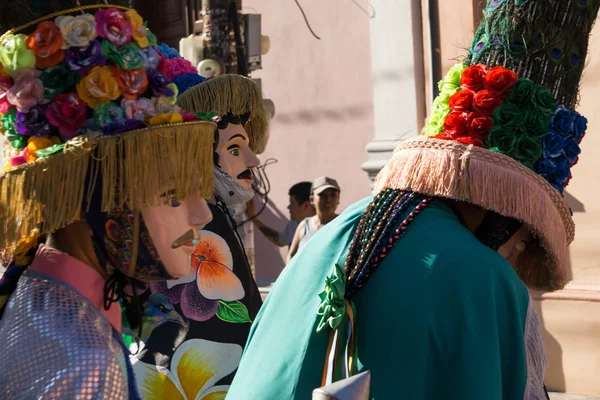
[374,138,573,291]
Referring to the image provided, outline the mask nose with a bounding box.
[188,198,213,230]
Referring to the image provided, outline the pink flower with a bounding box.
[45,93,87,138]
[10,154,27,167]
[95,8,133,47]
[0,76,13,114]
[165,57,197,80]
[121,98,156,120]
[6,69,44,112]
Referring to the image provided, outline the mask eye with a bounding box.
[230,148,240,156]
[169,199,181,207]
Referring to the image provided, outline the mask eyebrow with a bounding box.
[228,133,247,142]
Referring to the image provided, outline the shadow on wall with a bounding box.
[253,197,289,287]
[274,103,373,126]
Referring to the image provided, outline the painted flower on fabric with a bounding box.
[55,14,98,48]
[132,339,241,400]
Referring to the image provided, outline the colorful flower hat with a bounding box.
[374,0,599,291]
[0,4,218,254]
[177,74,270,154]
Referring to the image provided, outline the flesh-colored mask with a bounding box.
[140,193,213,278]
[215,123,259,191]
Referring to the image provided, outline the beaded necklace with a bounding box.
[344,190,432,298]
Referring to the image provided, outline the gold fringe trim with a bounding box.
[374,138,572,292]
[177,74,270,154]
[0,121,215,253]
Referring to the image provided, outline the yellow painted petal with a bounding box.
[132,361,186,400]
[200,385,229,400]
[170,339,242,400]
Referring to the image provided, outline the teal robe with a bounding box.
[227,197,538,399]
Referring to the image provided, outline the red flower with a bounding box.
[442,111,467,138]
[433,131,454,140]
[456,136,483,147]
[484,66,518,97]
[460,64,488,92]
[466,111,492,140]
[473,90,502,116]
[449,90,475,112]
[45,93,87,138]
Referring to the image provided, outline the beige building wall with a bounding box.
[244,0,375,285]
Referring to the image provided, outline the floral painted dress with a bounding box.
[128,203,263,400]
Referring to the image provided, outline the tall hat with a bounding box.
[0,2,217,256]
[374,0,599,291]
[177,74,270,154]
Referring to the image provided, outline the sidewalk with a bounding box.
[550,394,600,400]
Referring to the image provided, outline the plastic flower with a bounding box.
[112,67,148,100]
[152,96,181,114]
[16,105,55,137]
[483,66,518,98]
[531,86,557,117]
[94,102,125,127]
[465,111,492,140]
[442,111,467,138]
[563,137,581,165]
[102,118,146,135]
[440,63,467,94]
[0,76,13,114]
[316,263,347,333]
[25,21,65,69]
[40,65,77,99]
[45,93,87,138]
[121,98,156,120]
[3,108,27,149]
[101,41,144,70]
[7,69,44,112]
[132,339,241,400]
[549,105,573,137]
[95,8,133,47]
[541,131,566,158]
[139,46,161,69]
[0,34,36,75]
[505,78,536,107]
[147,112,183,126]
[125,9,149,48]
[460,64,488,92]
[171,73,205,95]
[165,57,198,80]
[26,136,57,162]
[573,113,587,142]
[448,90,474,112]
[156,43,182,59]
[76,66,121,109]
[55,14,98,48]
[65,39,106,76]
[510,135,543,169]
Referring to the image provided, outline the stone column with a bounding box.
[361,0,426,182]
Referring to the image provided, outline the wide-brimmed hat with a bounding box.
[374,0,599,291]
[0,3,216,254]
[177,74,269,154]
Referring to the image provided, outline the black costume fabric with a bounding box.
[126,203,263,398]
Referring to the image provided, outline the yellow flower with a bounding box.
[133,339,241,400]
[125,10,149,48]
[26,136,56,162]
[76,66,121,109]
[147,112,183,126]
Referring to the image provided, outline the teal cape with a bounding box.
[227,197,533,399]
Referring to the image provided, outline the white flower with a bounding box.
[55,14,98,48]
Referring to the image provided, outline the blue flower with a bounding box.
[550,105,574,137]
[563,137,581,164]
[156,43,182,59]
[534,157,556,178]
[573,113,588,142]
[139,47,161,70]
[550,180,565,194]
[551,154,571,183]
[541,131,565,158]
[172,73,206,95]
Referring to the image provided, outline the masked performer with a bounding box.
[0,2,217,398]
[227,0,597,399]
[125,74,269,399]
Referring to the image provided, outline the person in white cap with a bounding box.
[288,176,340,261]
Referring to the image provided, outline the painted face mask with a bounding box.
[213,115,259,205]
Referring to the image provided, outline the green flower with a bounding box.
[505,78,536,107]
[523,111,551,139]
[0,34,35,76]
[145,24,157,47]
[193,110,218,121]
[35,143,65,158]
[101,41,144,70]
[1,108,25,149]
[510,134,542,169]
[41,65,78,100]
[531,85,556,117]
[492,103,525,127]
[444,63,467,87]
[163,83,179,105]
[316,263,347,333]
[485,125,517,153]
[94,102,125,127]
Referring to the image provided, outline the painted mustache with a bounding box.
[237,169,253,180]
[171,229,195,249]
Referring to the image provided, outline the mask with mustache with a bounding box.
[213,165,255,206]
